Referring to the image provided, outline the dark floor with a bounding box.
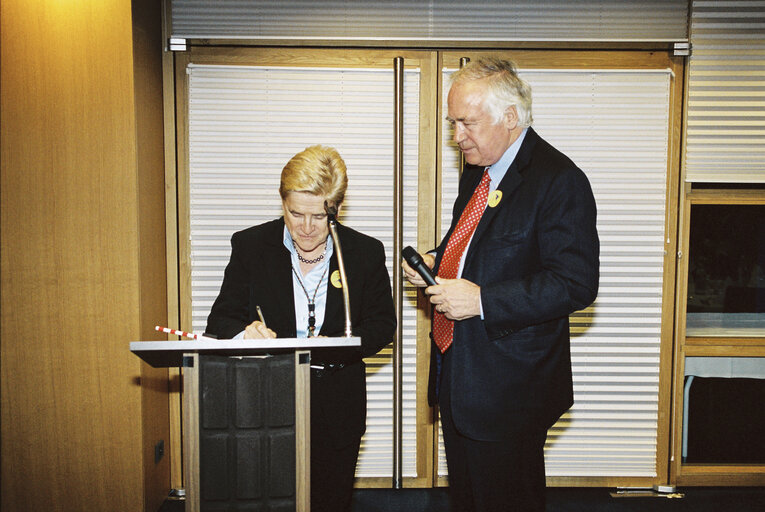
[159,486,765,511]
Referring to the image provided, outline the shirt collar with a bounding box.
[283,225,334,260]
[486,127,528,190]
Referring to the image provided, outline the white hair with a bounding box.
[450,57,533,127]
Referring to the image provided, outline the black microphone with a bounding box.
[324,201,338,223]
[402,246,437,286]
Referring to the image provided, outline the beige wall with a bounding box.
[1,1,169,510]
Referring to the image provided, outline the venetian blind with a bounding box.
[186,64,421,477]
[170,0,688,43]
[685,0,765,183]
[438,69,672,477]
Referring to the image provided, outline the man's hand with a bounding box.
[243,321,277,339]
[402,252,436,287]
[427,277,481,321]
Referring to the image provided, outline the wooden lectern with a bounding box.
[130,337,360,512]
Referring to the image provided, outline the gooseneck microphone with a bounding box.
[325,201,353,337]
[402,246,438,286]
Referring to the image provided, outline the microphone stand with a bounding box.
[325,202,353,337]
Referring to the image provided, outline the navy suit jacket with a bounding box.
[430,127,600,440]
[206,218,396,447]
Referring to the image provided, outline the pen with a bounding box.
[256,305,267,327]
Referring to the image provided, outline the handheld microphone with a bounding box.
[402,246,437,286]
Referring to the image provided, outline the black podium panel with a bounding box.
[199,354,296,511]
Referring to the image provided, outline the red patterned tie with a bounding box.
[432,169,491,353]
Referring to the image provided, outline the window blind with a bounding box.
[186,65,421,477]
[170,0,688,43]
[685,0,765,183]
[438,69,671,477]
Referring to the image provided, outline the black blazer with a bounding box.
[430,127,600,440]
[206,218,396,447]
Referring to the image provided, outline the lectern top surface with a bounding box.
[130,337,361,368]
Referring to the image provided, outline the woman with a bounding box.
[206,145,396,512]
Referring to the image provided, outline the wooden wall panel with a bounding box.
[1,0,169,510]
[133,0,172,510]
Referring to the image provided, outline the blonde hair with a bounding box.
[450,57,533,128]
[279,145,348,206]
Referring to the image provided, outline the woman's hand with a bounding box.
[243,321,277,339]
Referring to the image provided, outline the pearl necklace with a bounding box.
[293,240,326,265]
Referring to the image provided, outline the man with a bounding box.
[403,58,599,511]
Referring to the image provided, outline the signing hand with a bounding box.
[243,321,277,339]
[427,277,481,321]
[402,252,436,287]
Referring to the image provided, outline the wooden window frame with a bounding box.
[168,46,440,489]
[435,50,684,488]
[163,45,685,489]
[670,187,765,486]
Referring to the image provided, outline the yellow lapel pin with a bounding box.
[331,270,343,288]
[488,190,503,208]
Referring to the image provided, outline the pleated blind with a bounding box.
[170,0,688,42]
[685,0,765,183]
[438,69,671,477]
[186,64,421,477]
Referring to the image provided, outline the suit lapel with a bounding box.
[263,219,298,336]
[437,168,483,265]
[464,128,539,266]
[469,162,522,244]
[455,169,483,216]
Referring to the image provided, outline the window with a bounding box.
[686,204,765,336]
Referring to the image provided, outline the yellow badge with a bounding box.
[488,190,503,208]
[330,270,343,288]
